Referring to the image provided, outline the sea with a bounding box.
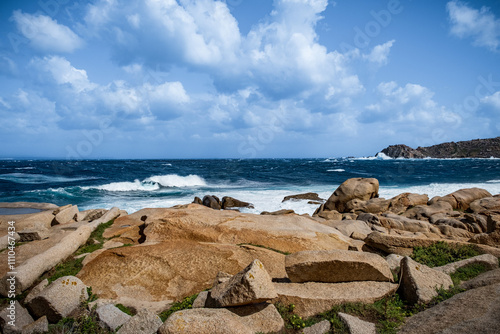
[1,156,499,215]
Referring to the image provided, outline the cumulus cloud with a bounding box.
[446,1,500,51]
[363,40,395,65]
[12,11,84,53]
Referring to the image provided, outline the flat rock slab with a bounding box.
[338,312,376,334]
[399,257,453,305]
[303,320,331,334]
[272,281,398,318]
[22,315,48,334]
[211,259,277,307]
[96,304,132,331]
[398,283,500,334]
[227,303,284,334]
[78,240,286,304]
[285,249,393,283]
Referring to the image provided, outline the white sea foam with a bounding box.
[145,174,206,187]
[327,169,345,172]
[94,180,161,192]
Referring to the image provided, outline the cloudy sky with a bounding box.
[0,0,499,159]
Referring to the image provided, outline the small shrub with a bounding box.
[159,294,198,322]
[47,257,84,283]
[274,303,317,330]
[411,241,480,267]
[450,263,489,286]
[116,303,135,316]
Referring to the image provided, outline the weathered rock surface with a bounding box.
[285,250,393,283]
[105,205,351,254]
[387,193,429,214]
[379,144,426,159]
[322,178,379,213]
[385,254,404,271]
[0,301,34,334]
[398,283,500,334]
[440,188,492,211]
[211,259,277,307]
[399,257,453,305]
[116,309,162,334]
[260,209,295,215]
[272,281,398,317]
[321,220,372,239]
[345,198,390,214]
[159,308,253,334]
[338,312,376,334]
[27,276,88,323]
[470,197,500,213]
[434,254,499,275]
[78,241,285,305]
[96,304,132,331]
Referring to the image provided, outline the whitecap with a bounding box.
[327,169,345,172]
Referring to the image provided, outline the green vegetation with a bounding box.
[75,220,115,256]
[410,241,480,267]
[47,309,111,334]
[449,263,489,286]
[159,293,198,322]
[116,303,135,316]
[275,303,318,330]
[45,257,85,283]
[237,243,291,255]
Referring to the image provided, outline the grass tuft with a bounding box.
[159,294,198,322]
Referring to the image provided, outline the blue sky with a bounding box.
[1,0,499,159]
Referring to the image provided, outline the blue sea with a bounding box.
[1,157,499,215]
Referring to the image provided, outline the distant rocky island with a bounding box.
[378,137,500,159]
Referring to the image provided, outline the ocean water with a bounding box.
[0,158,499,215]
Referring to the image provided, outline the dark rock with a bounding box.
[192,197,202,205]
[282,193,324,203]
[260,209,295,215]
[221,197,254,209]
[379,144,426,159]
[202,195,222,210]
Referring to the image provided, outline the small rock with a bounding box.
[96,304,132,331]
[211,259,277,307]
[0,301,34,334]
[221,196,254,209]
[385,254,404,272]
[282,193,324,203]
[18,229,50,242]
[192,291,209,308]
[52,205,79,225]
[303,320,331,334]
[228,303,284,334]
[202,195,222,210]
[399,257,453,304]
[192,196,203,205]
[21,316,48,334]
[338,312,376,334]
[116,309,162,334]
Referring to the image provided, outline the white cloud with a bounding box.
[363,40,395,65]
[447,1,500,51]
[12,11,84,53]
[481,91,500,109]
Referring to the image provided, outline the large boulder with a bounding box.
[52,205,79,225]
[387,193,429,214]
[78,241,286,306]
[403,201,453,221]
[398,283,500,334]
[470,197,500,213]
[430,188,492,211]
[210,259,277,307]
[105,205,351,254]
[344,198,390,214]
[322,178,379,213]
[399,257,453,305]
[285,250,393,283]
[159,308,253,334]
[116,309,162,334]
[272,281,397,318]
[27,276,88,323]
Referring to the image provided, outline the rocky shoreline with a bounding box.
[379,137,500,159]
[0,177,499,333]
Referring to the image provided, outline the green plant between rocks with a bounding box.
[45,257,85,283]
[410,241,480,267]
[75,220,115,256]
[159,293,199,322]
[116,303,135,316]
[449,263,489,286]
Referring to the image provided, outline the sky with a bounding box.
[0,0,500,159]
